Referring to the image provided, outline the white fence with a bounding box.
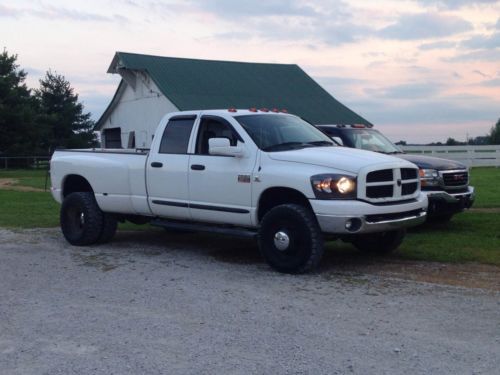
[401,145,500,167]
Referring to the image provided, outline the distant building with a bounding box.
[96,52,371,148]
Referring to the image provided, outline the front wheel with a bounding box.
[60,192,104,246]
[352,229,405,255]
[258,204,324,274]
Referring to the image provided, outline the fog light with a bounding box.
[345,219,353,229]
[345,218,362,232]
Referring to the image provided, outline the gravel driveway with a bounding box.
[1,228,499,375]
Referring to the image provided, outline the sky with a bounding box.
[1,0,499,144]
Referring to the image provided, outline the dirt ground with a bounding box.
[0,178,45,192]
[1,228,499,374]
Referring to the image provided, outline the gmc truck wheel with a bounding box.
[258,204,324,274]
[352,229,405,255]
[60,192,104,246]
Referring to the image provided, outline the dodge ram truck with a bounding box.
[318,124,474,222]
[50,109,427,273]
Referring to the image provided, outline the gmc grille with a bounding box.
[442,171,468,187]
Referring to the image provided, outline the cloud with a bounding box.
[315,76,366,87]
[419,41,456,50]
[482,78,500,87]
[365,82,442,99]
[378,13,472,40]
[473,70,490,78]
[349,94,499,128]
[416,0,498,10]
[0,3,128,23]
[24,67,44,76]
[213,13,369,46]
[446,49,500,62]
[191,0,370,46]
[190,0,320,18]
[460,32,500,49]
[79,93,116,120]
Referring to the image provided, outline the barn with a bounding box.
[95,52,372,149]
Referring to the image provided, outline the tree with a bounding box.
[0,49,38,155]
[445,137,463,146]
[488,118,500,145]
[35,70,97,152]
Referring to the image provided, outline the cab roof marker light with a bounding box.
[271,108,279,113]
[280,109,288,113]
[249,107,258,112]
[228,108,237,112]
[260,108,269,112]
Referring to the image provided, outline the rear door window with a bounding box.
[159,116,196,154]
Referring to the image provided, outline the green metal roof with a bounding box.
[99,52,372,127]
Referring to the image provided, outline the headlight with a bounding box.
[419,168,440,187]
[311,174,357,199]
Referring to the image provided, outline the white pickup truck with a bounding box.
[51,109,427,273]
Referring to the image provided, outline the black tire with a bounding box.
[98,213,118,243]
[258,204,324,274]
[60,192,103,246]
[352,229,405,255]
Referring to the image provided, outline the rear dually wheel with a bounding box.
[60,192,104,246]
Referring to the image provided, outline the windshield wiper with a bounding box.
[263,142,314,152]
[306,140,334,147]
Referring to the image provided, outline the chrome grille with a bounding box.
[363,167,419,202]
[366,169,393,183]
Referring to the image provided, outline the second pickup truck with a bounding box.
[51,110,427,273]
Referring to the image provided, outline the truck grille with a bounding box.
[441,170,468,187]
[364,167,419,202]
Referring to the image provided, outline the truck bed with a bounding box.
[50,149,152,216]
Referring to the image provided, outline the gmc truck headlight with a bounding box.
[311,174,357,199]
[419,168,440,187]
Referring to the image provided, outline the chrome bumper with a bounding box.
[311,193,428,235]
[426,186,475,206]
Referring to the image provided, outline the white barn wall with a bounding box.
[100,76,178,148]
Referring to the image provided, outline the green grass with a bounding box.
[1,168,499,265]
[469,167,500,208]
[0,189,59,227]
[0,169,50,189]
[399,212,500,265]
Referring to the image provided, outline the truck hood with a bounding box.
[267,147,413,174]
[396,154,466,170]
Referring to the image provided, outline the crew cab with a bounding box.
[51,110,427,273]
[317,124,475,221]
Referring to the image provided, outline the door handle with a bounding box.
[151,162,163,168]
[191,164,205,171]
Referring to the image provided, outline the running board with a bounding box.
[150,219,258,239]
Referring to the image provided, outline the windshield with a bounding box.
[235,114,334,152]
[341,129,401,154]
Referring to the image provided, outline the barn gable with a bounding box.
[96,51,372,148]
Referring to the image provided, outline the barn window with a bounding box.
[104,128,122,148]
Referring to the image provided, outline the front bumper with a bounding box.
[311,193,428,235]
[426,186,475,216]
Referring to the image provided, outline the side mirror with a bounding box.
[208,138,244,157]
